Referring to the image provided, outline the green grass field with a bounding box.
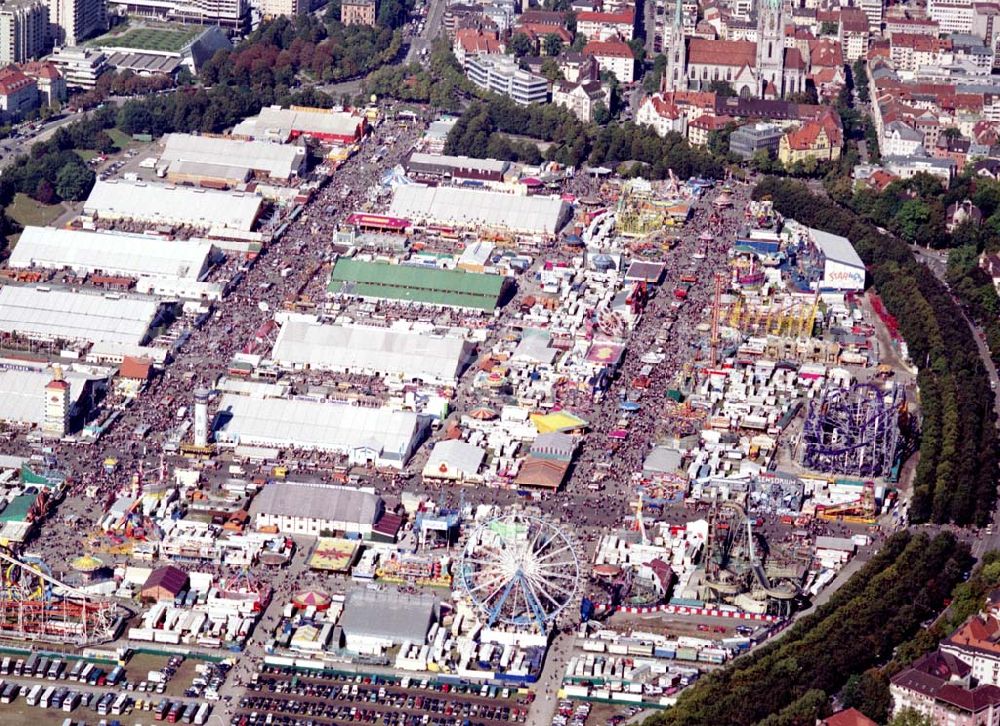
[7,193,62,228]
[91,25,201,52]
[106,128,133,151]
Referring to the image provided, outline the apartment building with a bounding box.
[0,0,47,64]
[466,54,547,105]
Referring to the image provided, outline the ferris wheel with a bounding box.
[459,514,580,633]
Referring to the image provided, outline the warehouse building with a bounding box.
[328,259,507,312]
[339,589,437,655]
[10,227,214,280]
[404,153,510,185]
[213,394,424,468]
[389,185,570,235]
[83,180,263,232]
[0,286,162,347]
[0,367,97,429]
[809,227,865,292]
[158,133,308,184]
[249,481,384,538]
[231,106,367,144]
[270,319,474,385]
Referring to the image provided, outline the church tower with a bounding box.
[755,0,785,97]
[661,0,686,92]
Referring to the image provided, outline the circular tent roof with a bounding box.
[71,555,104,573]
[292,589,332,611]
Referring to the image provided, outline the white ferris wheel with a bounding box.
[458,514,580,633]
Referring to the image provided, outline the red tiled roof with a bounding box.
[784,121,829,150]
[0,67,34,96]
[820,708,879,726]
[892,33,951,52]
[514,457,569,489]
[840,7,869,32]
[687,38,755,67]
[784,47,806,70]
[583,39,634,58]
[119,356,152,380]
[577,8,634,25]
[690,113,733,130]
[455,29,501,54]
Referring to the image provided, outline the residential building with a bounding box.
[452,28,501,67]
[108,0,248,31]
[884,154,957,186]
[20,59,64,103]
[0,66,36,116]
[857,0,883,32]
[930,0,976,34]
[890,34,953,73]
[556,51,598,83]
[582,38,634,83]
[553,79,609,122]
[838,7,870,62]
[778,118,842,165]
[259,0,307,18]
[46,45,105,88]
[891,650,1000,725]
[47,0,104,46]
[729,122,782,159]
[882,120,925,155]
[972,2,1000,51]
[884,16,940,38]
[341,0,375,25]
[576,7,634,40]
[819,709,878,726]
[0,0,47,65]
[636,93,687,136]
[687,113,731,146]
[465,54,547,105]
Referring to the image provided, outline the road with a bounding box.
[0,112,85,171]
[909,244,1000,552]
[405,0,446,64]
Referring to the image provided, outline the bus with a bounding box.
[47,659,63,680]
[182,703,198,723]
[79,664,93,683]
[96,692,114,715]
[193,703,211,725]
[62,690,80,712]
[167,701,183,723]
[1,657,10,675]
[25,684,41,706]
[68,660,84,681]
[36,657,49,678]
[51,687,67,709]
[111,693,129,715]
[38,685,54,709]
[155,699,170,720]
[107,665,124,686]
[1,682,19,703]
[23,653,39,677]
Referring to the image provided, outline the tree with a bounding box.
[592,101,610,125]
[889,709,937,726]
[540,57,563,82]
[508,32,534,58]
[33,179,55,204]
[820,20,838,35]
[55,163,94,201]
[708,79,736,97]
[377,0,409,29]
[543,33,563,56]
[942,127,964,141]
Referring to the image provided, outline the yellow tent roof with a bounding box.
[531,411,589,434]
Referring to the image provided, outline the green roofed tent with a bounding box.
[328,259,505,311]
[0,494,35,523]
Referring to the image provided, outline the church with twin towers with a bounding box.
[660,0,807,99]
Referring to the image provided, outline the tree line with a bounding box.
[755,177,998,526]
[442,94,723,179]
[645,531,972,725]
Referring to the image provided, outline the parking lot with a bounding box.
[234,666,530,726]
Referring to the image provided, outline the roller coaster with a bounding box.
[801,383,902,479]
[702,503,799,617]
[0,548,128,646]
